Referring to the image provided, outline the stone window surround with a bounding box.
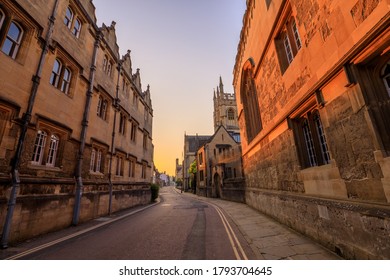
[64,5,83,39]
[29,120,69,170]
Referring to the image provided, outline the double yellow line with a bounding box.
[210,203,248,260]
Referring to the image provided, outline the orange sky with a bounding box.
[93,0,246,175]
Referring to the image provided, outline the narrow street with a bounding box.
[3,186,252,260]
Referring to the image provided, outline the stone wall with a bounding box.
[246,189,390,259]
[0,181,151,244]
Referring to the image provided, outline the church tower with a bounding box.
[213,77,240,140]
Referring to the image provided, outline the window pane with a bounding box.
[314,114,330,164]
[50,59,62,87]
[292,20,302,50]
[61,68,71,94]
[64,7,73,28]
[47,134,59,167]
[2,22,23,59]
[72,19,81,37]
[90,149,96,171]
[96,150,102,172]
[32,130,47,165]
[283,34,293,64]
[302,119,317,167]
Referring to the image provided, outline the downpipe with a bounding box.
[72,31,102,226]
[1,0,60,249]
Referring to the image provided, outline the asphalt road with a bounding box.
[14,186,251,260]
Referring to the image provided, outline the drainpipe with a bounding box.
[0,0,60,249]
[72,30,102,226]
[108,60,122,215]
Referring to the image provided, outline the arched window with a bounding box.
[1,21,24,59]
[227,108,235,120]
[381,60,390,97]
[72,18,81,38]
[64,7,74,29]
[50,59,62,87]
[46,134,59,167]
[32,130,47,165]
[61,68,72,94]
[241,60,262,143]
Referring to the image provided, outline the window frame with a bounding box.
[1,21,24,59]
[293,109,331,169]
[275,14,302,73]
[240,61,263,143]
[64,7,74,29]
[49,57,73,96]
[31,125,66,169]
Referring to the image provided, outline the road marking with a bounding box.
[210,203,248,260]
[5,202,159,260]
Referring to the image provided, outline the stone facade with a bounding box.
[183,134,211,192]
[233,0,390,259]
[196,125,245,202]
[0,0,153,245]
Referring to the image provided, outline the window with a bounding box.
[119,112,126,135]
[107,62,112,76]
[128,157,136,178]
[31,130,61,167]
[50,59,62,87]
[276,16,302,73]
[130,121,137,142]
[97,95,108,120]
[381,61,390,97]
[50,58,72,95]
[2,21,24,59]
[227,108,235,120]
[72,18,81,38]
[115,156,124,176]
[103,55,108,72]
[141,162,147,179]
[90,148,104,173]
[64,7,74,29]
[294,110,331,168]
[64,6,82,38]
[32,130,47,165]
[241,61,262,143]
[143,132,148,150]
[61,68,71,94]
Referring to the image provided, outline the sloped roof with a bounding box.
[186,135,211,153]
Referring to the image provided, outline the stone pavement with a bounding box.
[178,189,342,260]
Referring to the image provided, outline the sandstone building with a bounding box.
[195,77,245,202]
[0,0,153,246]
[233,0,390,259]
